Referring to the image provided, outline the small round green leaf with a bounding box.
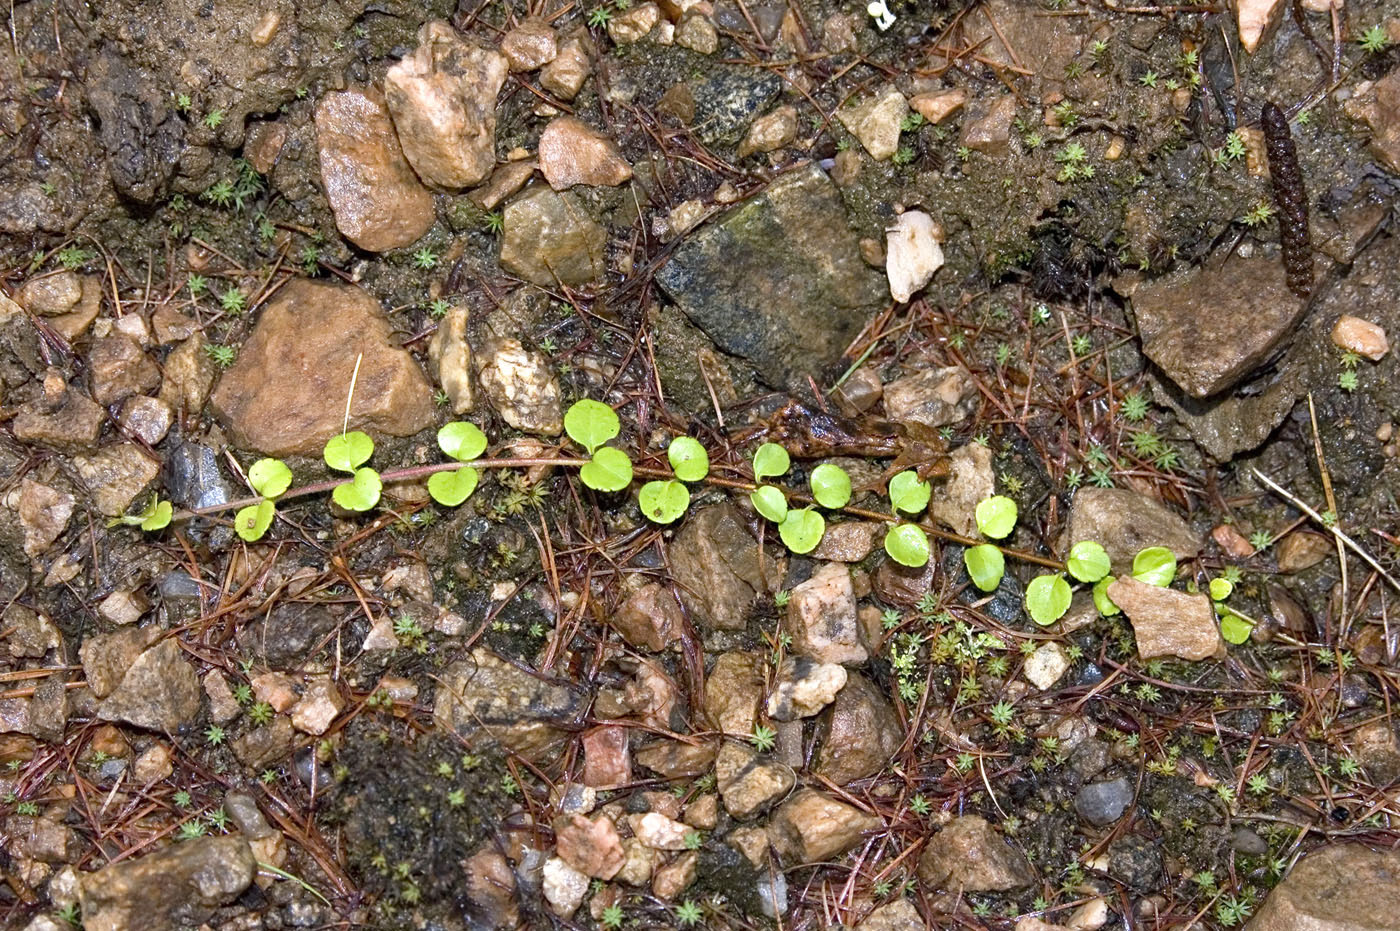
[1131,546,1177,587]
[975,495,1018,540]
[668,437,709,482]
[1025,574,1073,626]
[427,466,479,507]
[889,470,931,516]
[884,523,931,567]
[437,422,488,462]
[248,459,292,498]
[964,544,1006,592]
[810,463,852,509]
[580,447,633,492]
[1092,576,1121,616]
[332,467,382,511]
[1066,540,1111,583]
[778,508,825,554]
[1219,610,1253,645]
[324,431,374,473]
[564,399,620,454]
[1209,577,1234,602]
[639,480,690,524]
[752,443,790,482]
[750,485,789,523]
[140,499,173,532]
[234,500,275,542]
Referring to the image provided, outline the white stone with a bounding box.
[290,676,343,735]
[765,658,847,720]
[784,563,866,665]
[361,615,400,651]
[1022,642,1070,690]
[542,856,589,917]
[629,812,691,850]
[885,210,944,303]
[476,337,563,435]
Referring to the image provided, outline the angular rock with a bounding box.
[157,337,218,416]
[765,657,846,721]
[1343,68,1400,175]
[427,304,473,414]
[96,638,202,732]
[703,651,764,736]
[917,815,1033,893]
[882,365,976,430]
[815,672,902,785]
[929,442,994,536]
[582,725,631,788]
[12,375,104,451]
[959,94,1016,156]
[635,739,716,779]
[909,88,966,124]
[209,280,435,456]
[89,334,160,406]
[1275,531,1331,573]
[468,159,537,211]
[739,105,797,157]
[669,502,768,629]
[6,815,77,863]
[2,605,61,658]
[1074,776,1134,826]
[290,676,342,736]
[86,52,182,204]
[16,271,82,315]
[809,520,879,562]
[1246,844,1400,931]
[540,32,592,101]
[1065,487,1200,575]
[684,65,781,144]
[384,21,506,190]
[476,337,562,434]
[13,478,74,558]
[607,2,660,43]
[499,185,607,287]
[542,856,589,917]
[651,850,698,900]
[538,116,632,190]
[553,813,625,879]
[1133,256,1309,398]
[656,164,882,390]
[1108,577,1224,661]
[836,86,908,161]
[631,811,691,850]
[315,85,434,251]
[716,740,794,818]
[1023,642,1070,690]
[72,443,160,517]
[784,562,866,665]
[78,836,255,931]
[80,627,162,698]
[611,582,683,651]
[1352,720,1400,786]
[886,210,943,303]
[768,789,881,862]
[434,647,587,757]
[675,12,719,54]
[501,18,557,72]
[1237,0,1284,54]
[202,671,240,724]
[116,396,174,446]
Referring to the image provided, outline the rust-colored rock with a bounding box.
[210,280,435,457]
[1108,577,1224,661]
[538,116,632,190]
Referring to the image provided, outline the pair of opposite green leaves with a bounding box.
[748,442,827,554]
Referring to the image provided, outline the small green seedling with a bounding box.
[1131,546,1177,587]
[115,495,173,532]
[750,485,788,523]
[778,508,825,554]
[1209,577,1233,602]
[1025,574,1072,625]
[810,463,852,509]
[975,495,1018,539]
[1092,576,1120,615]
[885,523,930,567]
[964,543,1005,592]
[1067,540,1111,583]
[889,471,931,515]
[580,447,633,493]
[235,457,294,541]
[563,399,620,455]
[752,443,791,482]
[639,480,690,523]
[1219,610,1253,644]
[668,436,709,481]
[427,422,487,506]
[324,432,381,511]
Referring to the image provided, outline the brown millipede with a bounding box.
[1261,102,1313,298]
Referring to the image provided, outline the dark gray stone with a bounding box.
[656,164,884,391]
[86,51,184,204]
[163,441,235,512]
[1074,776,1134,826]
[688,65,781,143]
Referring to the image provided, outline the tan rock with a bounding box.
[540,33,592,100]
[1275,531,1332,573]
[1343,70,1400,175]
[553,813,625,879]
[1065,487,1201,575]
[650,850,697,900]
[582,725,631,788]
[765,656,846,721]
[542,856,589,916]
[538,116,632,190]
[815,671,902,785]
[630,811,691,850]
[611,582,683,651]
[607,2,660,44]
[669,502,770,630]
[882,365,976,430]
[501,18,558,72]
[116,396,174,446]
[384,21,507,190]
[476,336,563,434]
[959,94,1017,156]
[1023,642,1070,690]
[72,443,160,517]
[715,740,794,818]
[12,375,103,451]
[704,651,764,736]
[684,794,718,830]
[209,280,435,456]
[809,520,879,562]
[290,676,342,735]
[860,899,928,930]
[675,12,718,54]
[1212,523,1256,558]
[13,479,74,558]
[499,185,608,287]
[615,838,658,885]
[768,789,881,862]
[1237,0,1285,53]
[468,159,536,210]
[1352,720,1400,785]
[1331,314,1389,361]
[739,105,797,157]
[836,86,907,161]
[427,304,473,415]
[1246,844,1400,931]
[929,442,994,536]
[634,739,716,778]
[157,337,217,415]
[917,815,1033,893]
[314,85,434,251]
[1108,577,1224,661]
[909,88,966,124]
[18,272,83,316]
[784,563,866,665]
